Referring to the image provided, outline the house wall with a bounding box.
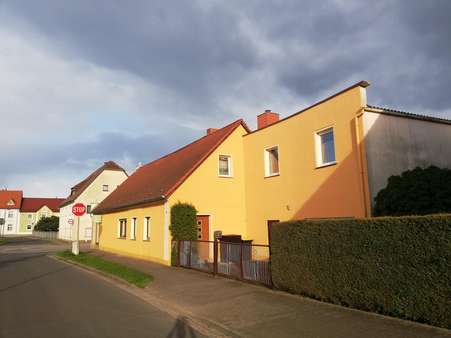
[0,209,20,235]
[243,85,369,245]
[168,125,249,242]
[59,170,127,241]
[98,204,167,265]
[362,111,451,208]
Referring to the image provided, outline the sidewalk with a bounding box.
[89,249,450,338]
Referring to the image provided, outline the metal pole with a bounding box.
[72,216,80,255]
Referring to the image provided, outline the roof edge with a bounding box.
[245,80,370,136]
[93,196,166,215]
[365,105,451,126]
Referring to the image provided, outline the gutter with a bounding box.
[92,195,166,215]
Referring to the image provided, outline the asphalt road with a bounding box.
[0,237,202,338]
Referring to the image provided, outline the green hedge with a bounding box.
[270,215,451,328]
[169,202,197,266]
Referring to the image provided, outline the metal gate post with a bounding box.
[213,240,218,275]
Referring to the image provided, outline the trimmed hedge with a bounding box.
[270,215,451,328]
[169,202,197,265]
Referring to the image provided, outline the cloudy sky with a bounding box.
[0,0,450,198]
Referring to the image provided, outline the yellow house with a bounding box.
[93,81,451,264]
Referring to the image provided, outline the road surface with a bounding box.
[0,237,202,338]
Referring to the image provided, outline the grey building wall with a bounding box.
[363,111,451,209]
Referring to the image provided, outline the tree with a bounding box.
[373,166,451,216]
[169,202,197,266]
[34,216,59,232]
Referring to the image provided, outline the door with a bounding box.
[196,215,210,261]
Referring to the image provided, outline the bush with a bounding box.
[169,202,197,265]
[270,215,451,328]
[34,216,59,232]
[374,166,451,216]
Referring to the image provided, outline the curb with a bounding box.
[50,255,243,338]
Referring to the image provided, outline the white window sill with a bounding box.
[264,173,280,178]
[218,174,233,178]
[316,161,337,169]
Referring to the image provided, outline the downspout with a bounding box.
[355,110,371,217]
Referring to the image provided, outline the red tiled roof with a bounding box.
[60,161,127,207]
[94,119,249,214]
[0,190,23,209]
[21,197,65,213]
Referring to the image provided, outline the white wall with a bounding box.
[0,209,20,235]
[363,111,451,208]
[58,169,127,241]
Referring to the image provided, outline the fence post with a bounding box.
[240,242,244,279]
[177,240,181,267]
[213,240,218,275]
[188,240,192,268]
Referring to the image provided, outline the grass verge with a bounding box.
[0,239,6,245]
[56,250,153,288]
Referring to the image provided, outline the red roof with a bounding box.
[0,190,23,209]
[94,119,249,214]
[60,161,127,207]
[21,197,65,213]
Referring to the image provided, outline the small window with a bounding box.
[264,146,279,177]
[218,155,232,177]
[143,217,150,241]
[102,185,109,192]
[28,214,33,219]
[27,224,32,230]
[7,211,14,218]
[87,205,92,213]
[118,219,127,238]
[316,128,336,167]
[7,224,13,231]
[130,218,137,240]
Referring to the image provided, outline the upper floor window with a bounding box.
[28,214,33,219]
[315,127,336,167]
[118,219,127,238]
[102,185,109,192]
[218,155,232,177]
[264,146,279,177]
[86,205,92,214]
[7,210,14,218]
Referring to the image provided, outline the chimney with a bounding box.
[257,110,279,129]
[206,128,218,135]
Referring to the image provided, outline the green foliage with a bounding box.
[270,215,451,329]
[374,166,451,216]
[57,251,153,288]
[34,216,59,232]
[169,202,197,266]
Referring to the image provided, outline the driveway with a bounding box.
[0,237,203,338]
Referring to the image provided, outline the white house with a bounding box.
[58,161,128,241]
[0,190,23,236]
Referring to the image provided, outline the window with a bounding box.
[7,210,14,218]
[87,205,92,214]
[28,214,33,219]
[118,219,127,238]
[27,224,32,230]
[264,146,279,177]
[143,217,150,241]
[218,155,232,177]
[315,127,336,167]
[130,218,137,240]
[102,185,109,192]
[7,224,12,231]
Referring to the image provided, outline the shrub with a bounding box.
[374,166,451,216]
[169,202,197,265]
[270,215,451,328]
[34,216,59,232]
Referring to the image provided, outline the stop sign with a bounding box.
[72,203,86,216]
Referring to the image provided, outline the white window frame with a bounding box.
[27,224,32,230]
[218,154,233,177]
[7,210,14,218]
[315,126,337,168]
[264,145,280,177]
[7,224,13,231]
[143,217,150,241]
[118,219,127,239]
[102,185,109,192]
[130,218,136,240]
[28,213,33,219]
